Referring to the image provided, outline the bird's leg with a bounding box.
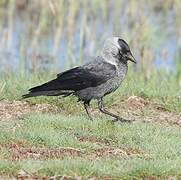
[98,98,131,123]
[83,101,93,121]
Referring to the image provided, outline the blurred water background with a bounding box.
[0,0,181,78]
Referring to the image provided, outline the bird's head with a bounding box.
[101,37,136,65]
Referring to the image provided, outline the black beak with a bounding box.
[126,53,136,63]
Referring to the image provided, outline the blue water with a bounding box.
[0,8,178,73]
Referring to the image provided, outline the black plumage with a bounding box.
[23,59,116,98]
[23,37,136,122]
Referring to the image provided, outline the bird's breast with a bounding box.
[75,63,128,101]
[102,64,128,96]
[116,62,128,81]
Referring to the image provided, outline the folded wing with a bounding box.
[22,58,116,98]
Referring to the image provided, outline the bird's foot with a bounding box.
[112,117,133,123]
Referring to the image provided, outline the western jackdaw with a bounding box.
[23,37,136,122]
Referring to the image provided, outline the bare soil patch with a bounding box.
[0,100,58,120]
[105,96,181,126]
[11,147,82,161]
[2,142,148,162]
[0,97,180,126]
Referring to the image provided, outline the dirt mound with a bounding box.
[0,98,180,126]
[0,100,58,120]
[122,96,181,126]
[105,96,181,126]
[126,95,148,109]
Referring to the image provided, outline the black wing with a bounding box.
[23,58,116,98]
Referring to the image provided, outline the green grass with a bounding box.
[0,67,181,113]
[0,0,181,178]
[0,113,180,179]
[0,64,180,179]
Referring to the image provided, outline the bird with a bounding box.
[22,37,136,122]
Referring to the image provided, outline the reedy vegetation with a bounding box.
[0,0,180,111]
[0,0,181,73]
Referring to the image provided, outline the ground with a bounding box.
[0,96,180,125]
[0,96,180,179]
